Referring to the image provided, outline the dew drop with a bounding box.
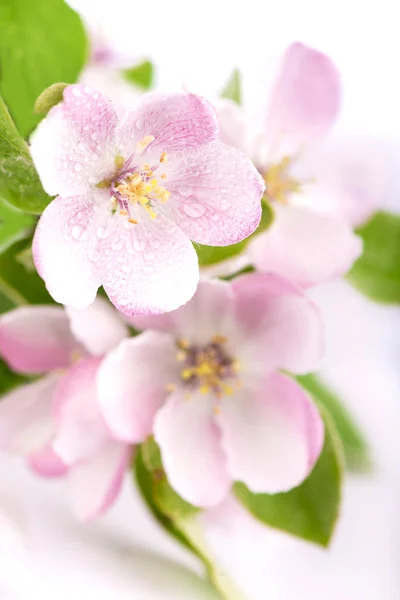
[77,141,86,152]
[220,199,231,211]
[72,88,82,97]
[74,163,84,172]
[179,186,192,197]
[88,248,100,262]
[71,225,83,240]
[183,202,206,218]
[96,226,109,239]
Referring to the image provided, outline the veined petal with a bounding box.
[33,194,103,309]
[116,92,218,157]
[28,442,68,478]
[97,212,199,316]
[0,306,79,374]
[52,357,109,466]
[265,42,341,151]
[231,272,323,376]
[0,375,58,455]
[129,278,234,345]
[66,297,129,356]
[97,332,177,443]
[248,203,363,288]
[163,141,263,246]
[218,373,324,494]
[68,441,131,521]
[154,390,231,507]
[30,84,118,197]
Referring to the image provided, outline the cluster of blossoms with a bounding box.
[0,42,382,518]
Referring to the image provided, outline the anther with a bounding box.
[128,218,138,224]
[136,135,155,154]
[160,151,168,164]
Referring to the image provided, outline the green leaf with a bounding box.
[0,94,50,213]
[0,0,88,137]
[196,201,274,267]
[234,404,344,547]
[122,60,154,90]
[0,237,53,307]
[347,211,400,303]
[0,358,30,396]
[297,374,371,472]
[135,441,247,600]
[0,197,35,253]
[34,82,68,116]
[220,69,241,105]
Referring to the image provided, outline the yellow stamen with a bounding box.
[110,196,117,205]
[160,151,168,164]
[176,351,186,362]
[120,209,128,216]
[213,404,222,415]
[182,368,194,380]
[165,383,175,392]
[200,385,210,395]
[264,155,302,204]
[161,173,167,179]
[128,217,138,224]
[115,155,125,170]
[136,135,155,153]
[211,334,227,345]
[177,339,190,349]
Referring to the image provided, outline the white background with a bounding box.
[1,0,400,598]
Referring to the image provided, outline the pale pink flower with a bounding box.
[97,274,324,508]
[0,299,131,521]
[215,42,386,286]
[30,85,264,316]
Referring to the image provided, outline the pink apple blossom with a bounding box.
[30,85,264,316]
[215,42,386,286]
[0,299,131,521]
[97,274,324,508]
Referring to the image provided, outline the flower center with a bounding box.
[175,335,241,408]
[96,136,170,224]
[263,155,302,203]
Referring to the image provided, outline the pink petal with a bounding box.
[52,357,109,465]
[0,375,58,455]
[154,390,231,507]
[97,332,178,443]
[216,99,249,154]
[30,84,118,197]
[33,194,103,309]
[0,306,78,374]
[218,373,324,493]
[266,42,341,152]
[248,203,363,288]
[68,441,131,521]
[298,137,388,226]
[116,92,218,157]
[66,297,129,356]
[28,441,68,478]
[97,212,199,316]
[130,278,234,345]
[230,271,323,375]
[163,141,263,245]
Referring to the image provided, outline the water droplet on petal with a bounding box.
[96,226,109,239]
[179,186,193,197]
[220,199,231,211]
[183,202,206,218]
[74,163,84,172]
[71,225,83,240]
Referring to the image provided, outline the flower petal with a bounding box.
[52,357,109,466]
[97,212,199,316]
[0,375,58,455]
[297,136,388,226]
[30,84,118,197]
[163,141,263,245]
[0,306,78,374]
[216,99,249,154]
[248,203,363,288]
[66,297,129,356]
[129,278,234,345]
[33,194,103,309]
[154,390,231,507]
[231,271,323,375]
[28,441,68,478]
[218,373,324,494]
[97,332,177,443]
[116,92,218,157]
[68,441,131,521]
[266,42,340,151]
